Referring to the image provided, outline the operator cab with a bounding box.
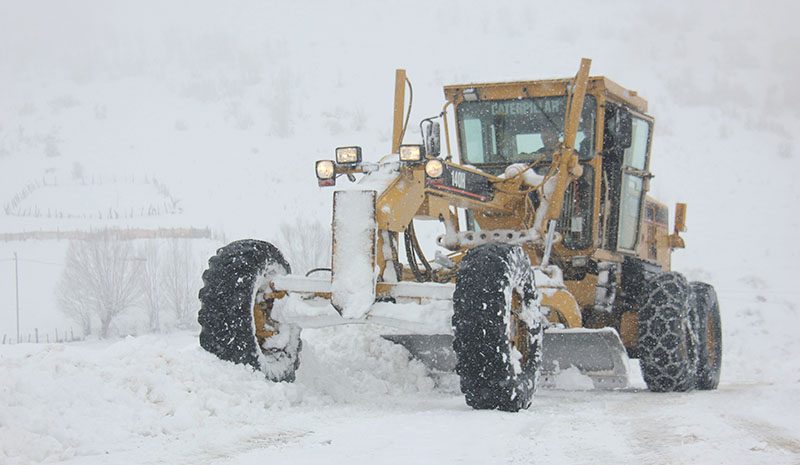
[454,93,599,251]
[446,77,654,258]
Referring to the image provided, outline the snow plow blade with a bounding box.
[381,334,458,372]
[383,327,629,390]
[539,328,630,389]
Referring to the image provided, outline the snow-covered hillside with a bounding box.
[1,0,799,463]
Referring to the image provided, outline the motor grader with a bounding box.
[198,59,722,411]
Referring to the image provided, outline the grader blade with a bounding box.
[383,327,630,390]
[539,328,630,389]
[382,334,457,372]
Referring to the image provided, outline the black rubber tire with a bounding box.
[691,282,722,390]
[198,239,301,382]
[637,271,697,392]
[452,243,542,412]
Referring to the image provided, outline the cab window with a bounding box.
[457,95,597,168]
[617,116,652,251]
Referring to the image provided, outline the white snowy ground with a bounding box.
[1,293,799,465]
[1,0,799,463]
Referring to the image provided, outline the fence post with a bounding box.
[55,328,59,342]
[35,328,39,343]
[15,252,20,344]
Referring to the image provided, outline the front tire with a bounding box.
[198,240,301,382]
[452,243,542,411]
[637,271,697,392]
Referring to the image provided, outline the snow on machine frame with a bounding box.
[198,59,722,411]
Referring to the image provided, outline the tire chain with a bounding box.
[637,271,698,392]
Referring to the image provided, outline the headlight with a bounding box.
[399,144,423,162]
[571,256,588,267]
[425,159,444,178]
[462,88,479,102]
[335,146,362,164]
[316,160,335,179]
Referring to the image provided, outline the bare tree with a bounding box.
[56,281,93,336]
[56,232,141,338]
[137,239,162,332]
[274,218,331,276]
[162,238,198,329]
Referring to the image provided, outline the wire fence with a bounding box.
[2,327,84,345]
[0,227,222,242]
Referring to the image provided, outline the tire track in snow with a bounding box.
[730,417,800,457]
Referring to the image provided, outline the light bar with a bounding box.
[399,144,423,162]
[462,88,479,102]
[316,160,336,186]
[335,146,362,164]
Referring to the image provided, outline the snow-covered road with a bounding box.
[2,291,798,465]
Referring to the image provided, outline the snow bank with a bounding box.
[0,334,295,463]
[2,285,800,465]
[0,327,440,465]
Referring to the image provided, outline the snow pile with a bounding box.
[548,366,595,391]
[0,326,440,465]
[298,326,438,402]
[0,334,302,464]
[2,289,798,465]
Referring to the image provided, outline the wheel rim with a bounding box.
[253,287,278,343]
[509,290,530,372]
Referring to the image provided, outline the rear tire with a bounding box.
[691,282,722,389]
[637,271,697,392]
[452,243,542,411]
[198,240,301,382]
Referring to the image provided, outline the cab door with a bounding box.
[616,115,653,252]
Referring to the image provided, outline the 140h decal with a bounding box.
[427,166,492,202]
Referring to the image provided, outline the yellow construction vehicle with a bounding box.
[198,59,722,411]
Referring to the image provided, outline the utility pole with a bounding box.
[14,252,19,344]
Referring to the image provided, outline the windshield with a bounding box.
[457,95,597,167]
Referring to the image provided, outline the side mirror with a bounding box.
[423,120,441,157]
[674,203,687,233]
[668,202,687,249]
[603,105,633,153]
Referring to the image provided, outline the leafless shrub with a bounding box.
[162,238,200,329]
[56,233,141,338]
[138,240,163,332]
[274,218,331,276]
